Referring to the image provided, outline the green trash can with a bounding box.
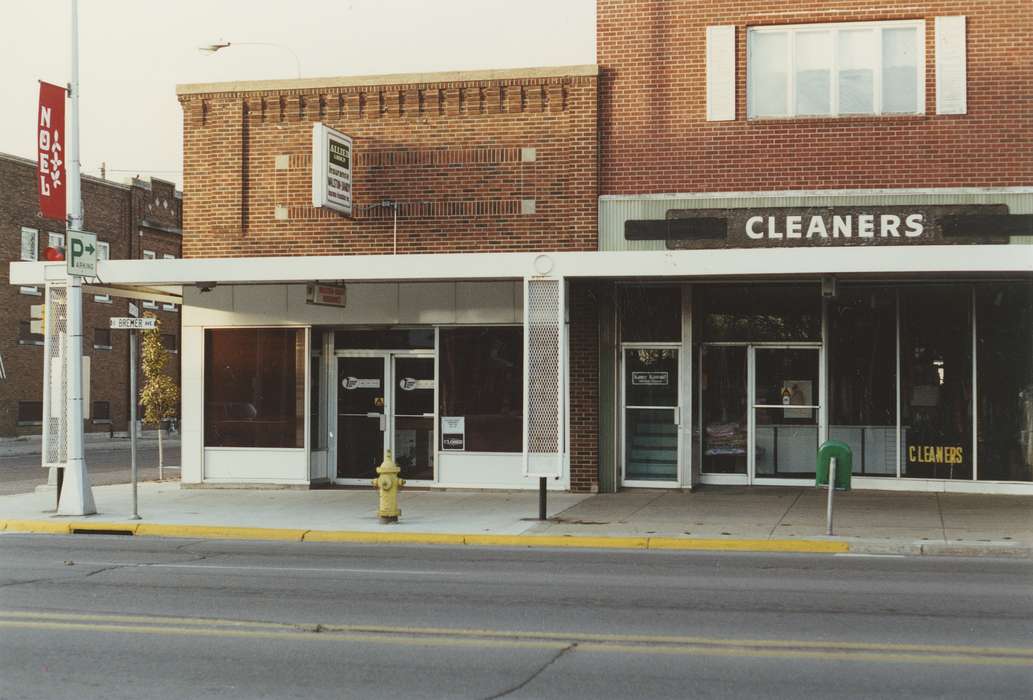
[816,439,852,491]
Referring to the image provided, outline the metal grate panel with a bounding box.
[42,282,67,468]
[524,277,564,476]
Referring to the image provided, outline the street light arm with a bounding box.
[198,41,301,78]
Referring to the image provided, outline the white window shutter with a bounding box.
[706,25,736,121]
[935,16,967,115]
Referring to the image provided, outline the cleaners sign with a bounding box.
[311,123,353,217]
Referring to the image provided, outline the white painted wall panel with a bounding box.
[204,448,309,483]
[399,282,456,323]
[180,326,205,484]
[234,284,288,317]
[456,282,518,323]
[439,452,568,489]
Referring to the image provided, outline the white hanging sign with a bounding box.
[311,123,353,217]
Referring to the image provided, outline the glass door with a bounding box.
[752,347,821,481]
[622,347,680,484]
[700,346,749,479]
[336,355,388,480]
[392,355,435,481]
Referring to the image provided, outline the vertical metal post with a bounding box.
[57,0,95,516]
[538,477,547,520]
[130,329,140,519]
[826,457,836,536]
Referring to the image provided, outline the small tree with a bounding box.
[139,313,179,479]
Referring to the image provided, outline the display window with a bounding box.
[204,328,306,448]
[438,327,523,452]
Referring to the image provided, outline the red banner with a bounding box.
[37,81,66,222]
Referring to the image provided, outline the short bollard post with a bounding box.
[826,457,836,536]
[816,439,852,538]
[371,450,405,524]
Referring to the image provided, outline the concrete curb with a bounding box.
[2,519,1027,557]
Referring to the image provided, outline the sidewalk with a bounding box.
[0,434,179,458]
[0,482,1029,557]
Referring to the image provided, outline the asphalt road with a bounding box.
[0,536,1030,699]
[0,444,181,495]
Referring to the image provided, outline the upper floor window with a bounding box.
[747,20,925,119]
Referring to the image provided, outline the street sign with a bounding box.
[110,317,156,330]
[66,229,98,277]
[128,302,139,318]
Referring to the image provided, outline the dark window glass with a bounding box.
[19,321,44,346]
[700,345,748,474]
[439,327,522,452]
[204,328,306,448]
[17,401,43,423]
[828,287,898,475]
[977,281,1033,482]
[900,285,972,479]
[92,401,111,421]
[334,328,434,350]
[161,334,177,353]
[310,352,324,450]
[698,284,820,341]
[94,328,112,349]
[620,287,681,342]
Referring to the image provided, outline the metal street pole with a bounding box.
[57,0,96,516]
[129,329,140,519]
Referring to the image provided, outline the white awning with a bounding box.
[10,245,1033,289]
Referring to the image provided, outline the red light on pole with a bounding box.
[43,246,65,261]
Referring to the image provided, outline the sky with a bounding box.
[1,0,596,188]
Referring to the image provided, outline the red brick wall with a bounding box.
[598,0,1033,193]
[178,71,598,258]
[0,154,181,437]
[568,280,600,493]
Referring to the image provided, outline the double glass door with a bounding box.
[335,353,435,482]
[700,345,821,483]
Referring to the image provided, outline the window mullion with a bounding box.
[787,28,796,117]
[830,29,840,116]
[874,26,884,115]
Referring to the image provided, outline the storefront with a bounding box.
[598,192,1033,494]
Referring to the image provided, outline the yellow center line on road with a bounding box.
[0,611,1031,666]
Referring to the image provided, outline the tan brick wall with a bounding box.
[178,72,599,258]
[598,0,1033,193]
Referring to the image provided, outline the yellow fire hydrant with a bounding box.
[372,450,405,523]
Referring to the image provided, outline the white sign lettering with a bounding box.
[110,317,156,330]
[632,371,669,386]
[744,214,925,242]
[342,376,380,390]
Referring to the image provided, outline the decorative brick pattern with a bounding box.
[178,72,598,258]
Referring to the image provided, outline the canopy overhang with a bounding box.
[9,245,1033,293]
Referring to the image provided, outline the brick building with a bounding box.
[0,152,182,438]
[10,1,1031,495]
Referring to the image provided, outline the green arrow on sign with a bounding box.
[84,244,95,255]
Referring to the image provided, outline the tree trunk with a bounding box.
[158,426,164,481]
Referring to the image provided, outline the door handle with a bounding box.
[366,412,380,418]
[379,415,386,432]
[673,407,681,426]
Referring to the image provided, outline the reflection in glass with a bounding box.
[698,284,821,342]
[754,349,820,479]
[795,31,832,115]
[620,287,681,342]
[900,286,972,479]
[394,356,435,480]
[977,282,1033,482]
[204,329,305,448]
[337,356,386,479]
[625,409,678,481]
[700,346,748,474]
[829,287,898,475]
[439,327,523,452]
[750,32,789,116]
